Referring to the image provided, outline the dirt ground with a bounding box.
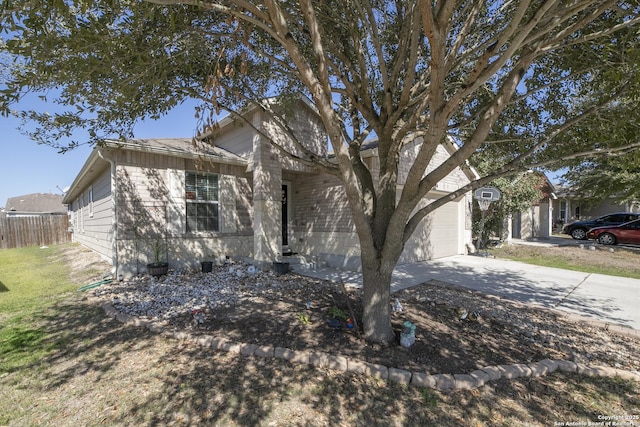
[88,244,640,377]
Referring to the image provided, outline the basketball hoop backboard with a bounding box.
[473,187,501,202]
[473,187,501,212]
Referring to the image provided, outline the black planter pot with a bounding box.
[201,261,213,273]
[147,262,169,277]
[272,261,289,275]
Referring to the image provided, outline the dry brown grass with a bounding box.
[490,241,640,278]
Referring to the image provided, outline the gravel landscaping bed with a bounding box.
[91,262,640,376]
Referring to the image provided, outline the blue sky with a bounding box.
[1,99,201,207]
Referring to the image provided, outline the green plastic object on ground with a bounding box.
[78,278,113,292]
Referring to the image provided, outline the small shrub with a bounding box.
[297,312,311,325]
[327,306,349,320]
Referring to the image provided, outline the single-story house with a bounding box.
[509,174,557,240]
[1,193,70,249]
[552,187,640,228]
[63,100,477,277]
[3,193,67,217]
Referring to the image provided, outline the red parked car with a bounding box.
[586,218,640,245]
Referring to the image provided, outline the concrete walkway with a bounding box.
[299,251,640,333]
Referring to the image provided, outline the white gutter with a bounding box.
[97,149,119,279]
[61,149,103,204]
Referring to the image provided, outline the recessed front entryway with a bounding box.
[282,183,292,255]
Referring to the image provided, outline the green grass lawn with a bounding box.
[495,252,640,278]
[0,245,80,374]
[489,244,640,279]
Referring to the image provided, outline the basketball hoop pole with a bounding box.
[476,200,492,252]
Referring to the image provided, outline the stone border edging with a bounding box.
[89,297,640,391]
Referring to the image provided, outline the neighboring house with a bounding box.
[1,193,70,249]
[552,187,640,228]
[63,101,476,277]
[507,174,557,240]
[3,193,67,217]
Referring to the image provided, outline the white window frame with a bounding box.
[89,185,94,218]
[78,197,84,233]
[185,172,220,233]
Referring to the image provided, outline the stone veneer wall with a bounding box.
[289,173,362,269]
[111,149,254,277]
[288,142,472,270]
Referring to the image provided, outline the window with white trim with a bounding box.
[185,172,219,232]
[79,197,84,232]
[89,185,94,217]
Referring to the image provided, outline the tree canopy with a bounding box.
[2,0,639,342]
[555,95,640,204]
[559,153,640,206]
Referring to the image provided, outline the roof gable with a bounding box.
[349,136,479,183]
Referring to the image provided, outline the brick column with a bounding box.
[252,117,282,262]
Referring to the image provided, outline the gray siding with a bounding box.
[214,120,255,157]
[576,200,634,220]
[71,167,113,261]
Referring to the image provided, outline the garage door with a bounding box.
[429,200,461,259]
[399,199,461,263]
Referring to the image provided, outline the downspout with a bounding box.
[98,149,119,279]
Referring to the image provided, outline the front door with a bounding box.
[281,184,289,249]
[512,212,522,239]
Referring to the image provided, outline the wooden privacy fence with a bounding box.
[0,215,71,249]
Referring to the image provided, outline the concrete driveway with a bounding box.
[302,252,640,333]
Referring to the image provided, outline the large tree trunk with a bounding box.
[361,256,396,344]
